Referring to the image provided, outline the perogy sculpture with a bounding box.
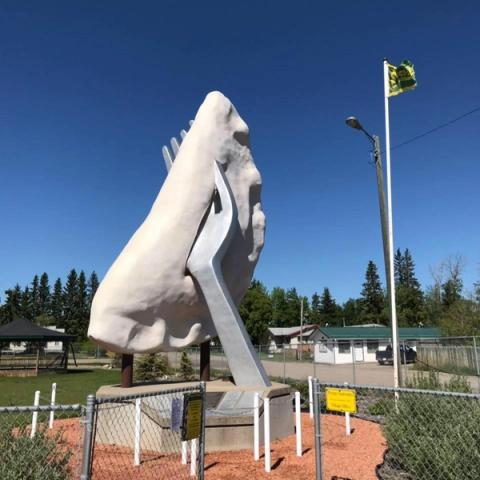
[88,91,270,386]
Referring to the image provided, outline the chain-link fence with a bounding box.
[0,402,85,479]
[312,379,480,480]
[85,384,206,480]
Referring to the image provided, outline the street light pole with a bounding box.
[346,117,401,388]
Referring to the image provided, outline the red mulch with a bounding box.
[51,413,386,479]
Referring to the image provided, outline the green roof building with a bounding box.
[310,325,441,365]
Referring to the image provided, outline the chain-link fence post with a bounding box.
[312,378,323,480]
[80,394,96,480]
[198,381,206,480]
[283,345,286,383]
[473,336,480,392]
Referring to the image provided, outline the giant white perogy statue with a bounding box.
[88,91,270,387]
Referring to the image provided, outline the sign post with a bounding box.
[325,387,357,437]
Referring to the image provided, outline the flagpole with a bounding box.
[383,58,400,389]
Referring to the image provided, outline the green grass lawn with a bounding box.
[0,369,121,406]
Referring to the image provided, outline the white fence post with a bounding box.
[295,391,302,456]
[49,383,56,429]
[134,398,141,466]
[264,396,271,473]
[253,392,260,461]
[344,382,351,436]
[190,438,197,477]
[182,441,189,465]
[31,390,40,438]
[308,376,313,419]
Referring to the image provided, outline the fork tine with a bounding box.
[180,129,187,140]
[170,137,180,156]
[162,145,173,172]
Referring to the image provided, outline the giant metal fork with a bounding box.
[162,125,270,387]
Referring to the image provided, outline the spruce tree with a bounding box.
[320,287,338,325]
[38,273,50,317]
[78,271,89,339]
[310,292,321,323]
[63,269,80,337]
[51,278,64,326]
[135,354,170,382]
[179,351,195,380]
[395,249,425,326]
[31,275,40,319]
[87,271,100,307]
[20,287,33,320]
[394,249,404,285]
[2,285,22,322]
[361,261,385,323]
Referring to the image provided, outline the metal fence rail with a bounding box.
[0,403,85,480]
[312,379,480,480]
[83,384,206,480]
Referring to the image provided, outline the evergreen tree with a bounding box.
[342,298,362,325]
[395,249,425,326]
[1,285,22,323]
[179,351,195,380]
[239,280,272,344]
[20,287,33,320]
[310,292,321,324]
[319,287,338,325]
[394,249,404,285]
[30,275,40,319]
[63,269,80,337]
[284,288,301,327]
[271,287,288,327]
[38,273,50,317]
[87,271,100,307]
[135,354,170,382]
[77,271,89,339]
[360,261,385,323]
[50,278,64,325]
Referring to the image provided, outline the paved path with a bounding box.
[72,353,480,392]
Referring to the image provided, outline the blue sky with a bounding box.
[1,1,479,303]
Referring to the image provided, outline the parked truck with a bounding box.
[376,345,417,365]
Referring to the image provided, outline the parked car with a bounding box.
[376,345,417,365]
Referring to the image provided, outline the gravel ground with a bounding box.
[52,413,387,479]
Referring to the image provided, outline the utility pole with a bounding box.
[299,297,304,360]
[346,116,401,388]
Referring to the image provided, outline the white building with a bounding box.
[310,325,440,364]
[267,325,318,352]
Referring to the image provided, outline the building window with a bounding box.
[338,341,351,354]
[367,340,379,353]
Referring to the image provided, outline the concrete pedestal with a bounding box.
[95,379,293,452]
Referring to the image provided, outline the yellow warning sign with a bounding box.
[325,388,357,413]
[181,393,203,441]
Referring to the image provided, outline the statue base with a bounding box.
[95,379,293,452]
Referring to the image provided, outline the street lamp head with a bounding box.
[345,116,363,131]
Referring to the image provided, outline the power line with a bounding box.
[392,105,480,150]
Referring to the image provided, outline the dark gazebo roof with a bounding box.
[0,318,76,342]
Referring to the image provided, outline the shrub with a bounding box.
[383,392,480,479]
[0,425,72,480]
[179,351,195,381]
[134,353,170,382]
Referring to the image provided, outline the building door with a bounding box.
[354,341,364,362]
